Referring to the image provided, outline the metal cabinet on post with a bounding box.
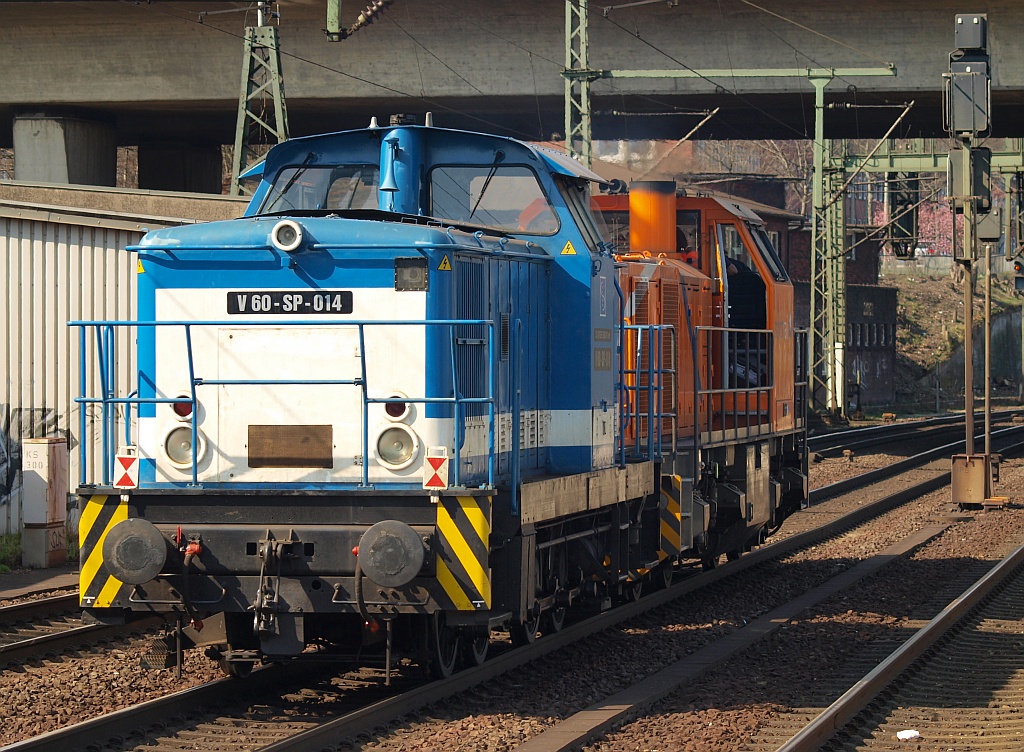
[21,438,68,568]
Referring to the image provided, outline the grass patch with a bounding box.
[65,531,79,563]
[0,533,21,570]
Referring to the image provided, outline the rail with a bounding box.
[69,318,497,490]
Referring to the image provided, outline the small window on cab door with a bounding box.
[749,224,789,282]
[556,177,606,253]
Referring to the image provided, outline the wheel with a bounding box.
[510,608,540,646]
[460,627,489,667]
[726,549,741,562]
[657,562,674,590]
[540,606,566,635]
[427,613,460,679]
[626,579,643,602]
[701,554,720,571]
[218,658,253,678]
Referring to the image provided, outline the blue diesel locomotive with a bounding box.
[75,116,807,677]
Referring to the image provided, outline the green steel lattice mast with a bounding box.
[231,4,289,196]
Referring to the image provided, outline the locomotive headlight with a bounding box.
[271,219,304,252]
[375,424,419,469]
[164,425,207,467]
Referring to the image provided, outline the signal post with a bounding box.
[945,13,997,506]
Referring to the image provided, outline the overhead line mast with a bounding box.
[231,2,289,196]
[231,1,396,195]
[561,0,894,420]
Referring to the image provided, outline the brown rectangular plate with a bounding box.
[248,425,334,468]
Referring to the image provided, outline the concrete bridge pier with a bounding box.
[13,113,116,186]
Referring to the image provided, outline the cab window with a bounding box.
[429,165,558,234]
[719,222,768,330]
[718,223,756,276]
[749,224,789,281]
[556,177,608,253]
[261,164,379,214]
[677,209,700,266]
[601,210,630,252]
[324,166,380,210]
[593,208,700,265]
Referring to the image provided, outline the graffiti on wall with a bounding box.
[0,405,78,519]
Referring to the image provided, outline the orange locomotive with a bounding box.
[596,182,807,566]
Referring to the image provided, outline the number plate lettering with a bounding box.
[227,291,353,315]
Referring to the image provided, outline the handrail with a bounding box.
[510,319,523,515]
[694,325,774,442]
[620,323,677,462]
[794,327,809,429]
[70,318,497,490]
[612,274,627,468]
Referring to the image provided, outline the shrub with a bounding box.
[65,530,79,563]
[0,533,21,570]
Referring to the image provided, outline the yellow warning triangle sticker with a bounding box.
[437,254,452,271]
[561,241,577,255]
[137,259,145,274]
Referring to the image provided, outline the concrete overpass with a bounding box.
[4,1,1023,189]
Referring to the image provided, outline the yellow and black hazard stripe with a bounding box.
[79,494,130,608]
[434,495,491,611]
[658,475,682,561]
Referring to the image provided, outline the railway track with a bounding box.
[0,593,78,624]
[509,432,1024,751]
[807,408,1020,458]
[10,425,1022,752]
[776,541,1024,752]
[0,594,162,667]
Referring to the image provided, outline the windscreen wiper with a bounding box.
[265,152,315,213]
[468,150,505,220]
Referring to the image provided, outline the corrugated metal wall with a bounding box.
[0,203,180,535]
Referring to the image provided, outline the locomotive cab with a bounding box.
[594,181,807,565]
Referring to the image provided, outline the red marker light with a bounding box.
[173,400,193,418]
[352,546,359,557]
[385,401,407,418]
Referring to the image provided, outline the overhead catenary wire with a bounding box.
[427,0,735,138]
[638,107,720,179]
[754,17,893,111]
[121,0,908,166]
[127,0,714,145]
[822,100,916,211]
[118,0,544,141]
[384,12,487,96]
[594,0,901,149]
[735,0,892,68]
[597,10,819,143]
[841,184,944,258]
